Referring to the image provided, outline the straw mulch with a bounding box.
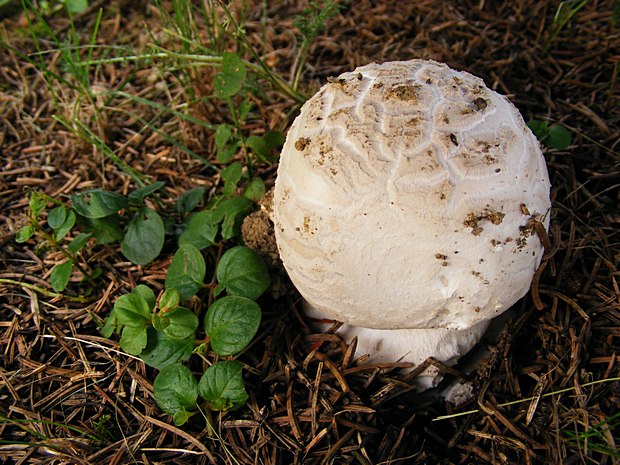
[0,1,618,464]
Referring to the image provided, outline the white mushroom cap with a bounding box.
[274,59,550,331]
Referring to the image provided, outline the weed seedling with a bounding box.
[527,119,572,149]
[16,183,166,291]
[104,245,270,426]
[12,0,301,430]
[292,0,345,91]
[16,191,97,292]
[564,412,620,459]
[545,0,589,51]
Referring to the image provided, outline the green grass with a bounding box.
[9,0,347,183]
[9,0,316,182]
[564,412,620,459]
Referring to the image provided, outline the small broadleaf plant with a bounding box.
[527,119,572,150]
[103,244,270,426]
[16,183,166,292]
[211,52,285,168]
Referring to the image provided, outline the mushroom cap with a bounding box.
[274,59,551,331]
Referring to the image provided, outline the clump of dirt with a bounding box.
[241,189,290,299]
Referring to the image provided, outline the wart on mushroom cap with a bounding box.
[273,60,551,375]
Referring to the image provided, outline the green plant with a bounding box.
[12,0,286,428]
[564,412,620,459]
[92,49,280,420]
[16,183,167,291]
[29,0,90,16]
[545,0,589,50]
[527,119,572,149]
[16,191,96,292]
[103,245,269,426]
[211,51,285,172]
[91,414,114,443]
[74,185,166,265]
[292,0,345,91]
[19,0,102,112]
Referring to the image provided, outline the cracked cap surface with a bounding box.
[274,59,551,330]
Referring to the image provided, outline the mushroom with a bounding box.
[273,60,551,388]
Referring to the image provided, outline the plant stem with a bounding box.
[433,376,620,421]
[291,41,310,93]
[204,407,216,437]
[0,279,91,303]
[35,226,97,288]
[84,51,305,104]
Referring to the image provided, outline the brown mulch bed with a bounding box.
[1,1,618,464]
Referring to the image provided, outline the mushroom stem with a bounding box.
[304,302,490,390]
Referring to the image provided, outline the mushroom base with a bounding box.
[304,303,490,391]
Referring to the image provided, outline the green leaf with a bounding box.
[526,119,549,140]
[113,291,152,355]
[72,190,128,219]
[221,162,244,197]
[53,210,76,241]
[113,293,151,328]
[15,225,35,243]
[215,124,239,164]
[132,284,156,311]
[121,208,165,265]
[237,99,252,122]
[204,296,261,356]
[178,210,219,250]
[213,197,255,240]
[50,261,73,292]
[101,310,117,338]
[64,0,89,14]
[159,288,180,311]
[553,0,587,27]
[47,206,67,229]
[153,364,198,425]
[128,181,165,206]
[140,328,194,369]
[152,314,170,331]
[163,307,199,339]
[179,197,255,249]
[245,136,268,161]
[173,410,191,426]
[29,192,46,218]
[120,325,149,355]
[165,243,206,301]
[215,124,233,150]
[546,125,572,150]
[216,246,270,300]
[218,143,239,164]
[214,52,247,99]
[263,131,286,150]
[176,187,206,216]
[198,361,249,411]
[79,214,124,244]
[246,131,285,163]
[67,232,91,254]
[243,178,265,203]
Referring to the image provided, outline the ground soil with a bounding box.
[0,1,619,464]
